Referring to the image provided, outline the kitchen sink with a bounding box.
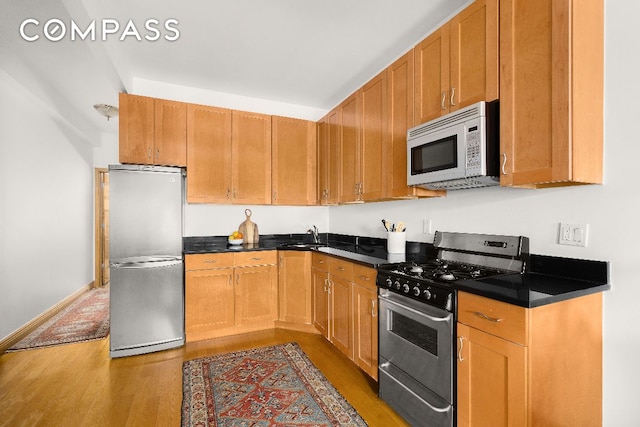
[280,242,326,249]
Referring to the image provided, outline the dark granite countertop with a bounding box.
[455,254,610,308]
[184,234,610,307]
[183,233,434,267]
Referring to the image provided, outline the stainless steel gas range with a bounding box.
[376,231,529,427]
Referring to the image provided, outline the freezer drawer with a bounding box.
[110,260,184,357]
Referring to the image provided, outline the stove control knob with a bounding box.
[394,280,401,290]
[402,284,410,293]
[385,278,393,287]
[412,287,421,297]
[423,289,432,300]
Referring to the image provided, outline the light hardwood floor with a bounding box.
[0,329,410,427]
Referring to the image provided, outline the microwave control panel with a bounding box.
[465,120,484,175]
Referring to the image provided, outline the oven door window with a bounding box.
[391,311,438,356]
[410,135,457,175]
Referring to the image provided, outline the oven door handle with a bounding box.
[380,293,452,323]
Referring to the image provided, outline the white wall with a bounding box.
[330,2,640,425]
[0,69,95,340]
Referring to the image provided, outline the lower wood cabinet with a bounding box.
[312,252,378,380]
[457,291,603,427]
[277,251,313,329]
[312,254,330,338]
[185,251,277,342]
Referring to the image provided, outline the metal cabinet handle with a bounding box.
[233,189,237,198]
[273,191,277,201]
[337,266,345,271]
[251,257,262,261]
[155,148,160,160]
[501,153,507,175]
[236,274,240,284]
[473,311,503,323]
[203,259,217,264]
[441,91,447,110]
[228,276,232,286]
[450,87,456,106]
[359,275,371,281]
[371,300,377,317]
[458,336,464,362]
[226,188,231,199]
[147,148,152,159]
[327,280,332,294]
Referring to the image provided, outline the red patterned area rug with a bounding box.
[181,342,368,427]
[7,287,109,352]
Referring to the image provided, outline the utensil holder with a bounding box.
[387,232,406,254]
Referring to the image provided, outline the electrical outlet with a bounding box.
[558,223,588,247]
[423,219,432,234]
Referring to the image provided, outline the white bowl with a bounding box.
[228,238,244,245]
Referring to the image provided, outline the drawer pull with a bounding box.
[472,311,503,323]
[359,275,371,281]
[203,260,217,264]
[337,266,345,271]
[251,257,262,261]
[371,300,377,317]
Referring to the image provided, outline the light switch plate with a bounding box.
[423,219,432,234]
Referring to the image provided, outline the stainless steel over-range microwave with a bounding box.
[407,100,499,190]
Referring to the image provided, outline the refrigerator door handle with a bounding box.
[111,259,183,269]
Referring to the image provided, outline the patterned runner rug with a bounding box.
[7,287,109,352]
[181,342,368,427]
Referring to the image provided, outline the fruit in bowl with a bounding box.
[228,230,244,245]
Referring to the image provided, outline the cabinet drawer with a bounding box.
[234,250,277,267]
[312,253,330,271]
[353,264,377,291]
[185,253,234,271]
[329,257,353,281]
[458,291,528,345]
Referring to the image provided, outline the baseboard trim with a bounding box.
[0,281,95,353]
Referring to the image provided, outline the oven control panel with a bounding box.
[377,272,454,312]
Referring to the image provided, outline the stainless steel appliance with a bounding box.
[376,231,529,427]
[108,164,185,358]
[407,100,499,190]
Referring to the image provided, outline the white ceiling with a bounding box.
[0,0,470,145]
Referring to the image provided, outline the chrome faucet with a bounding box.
[307,225,319,243]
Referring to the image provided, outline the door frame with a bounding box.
[94,168,108,288]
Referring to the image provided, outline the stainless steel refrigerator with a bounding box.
[108,164,185,358]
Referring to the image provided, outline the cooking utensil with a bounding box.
[397,221,405,232]
[382,219,390,231]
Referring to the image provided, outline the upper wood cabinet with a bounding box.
[499,0,603,187]
[360,72,387,202]
[119,93,187,166]
[415,0,498,125]
[317,108,341,205]
[386,51,446,200]
[231,110,272,205]
[186,104,232,203]
[340,92,362,203]
[272,116,317,205]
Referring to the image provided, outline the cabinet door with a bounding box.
[386,52,445,200]
[234,265,277,325]
[353,283,378,380]
[499,0,603,187]
[317,115,329,204]
[360,72,387,201]
[185,269,234,339]
[340,93,362,203]
[457,323,527,427]
[154,98,187,166]
[326,108,342,205]
[449,0,499,110]
[119,93,154,165]
[414,26,450,124]
[278,251,312,324]
[186,104,233,203]
[312,267,329,338]
[272,116,317,205]
[231,111,272,204]
[329,275,353,358]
